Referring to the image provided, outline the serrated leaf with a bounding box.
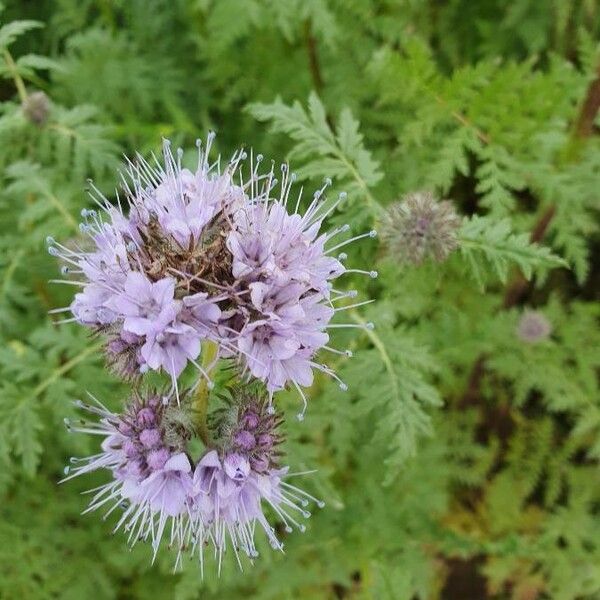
[0,20,42,49]
[458,215,567,288]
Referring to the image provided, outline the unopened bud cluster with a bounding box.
[22,91,50,126]
[64,389,320,570]
[382,191,461,265]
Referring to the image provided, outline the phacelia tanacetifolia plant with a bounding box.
[50,134,376,572]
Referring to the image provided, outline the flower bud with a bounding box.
[382,191,461,265]
[234,430,256,450]
[147,448,170,470]
[137,407,155,427]
[139,428,161,448]
[22,91,51,126]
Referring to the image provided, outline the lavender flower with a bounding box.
[49,134,375,414]
[190,451,320,572]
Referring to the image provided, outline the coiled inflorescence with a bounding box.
[63,390,322,573]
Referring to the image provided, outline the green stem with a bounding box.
[44,190,79,232]
[32,341,104,399]
[349,309,399,403]
[3,49,28,103]
[192,340,219,447]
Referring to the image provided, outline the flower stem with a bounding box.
[3,49,28,103]
[192,340,219,447]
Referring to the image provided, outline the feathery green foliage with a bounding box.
[0,1,598,598]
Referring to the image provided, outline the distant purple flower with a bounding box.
[517,311,552,343]
[382,191,461,264]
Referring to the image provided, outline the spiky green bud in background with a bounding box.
[22,91,51,126]
[381,191,461,265]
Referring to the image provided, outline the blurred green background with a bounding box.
[0,1,599,598]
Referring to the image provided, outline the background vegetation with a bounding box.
[0,1,599,598]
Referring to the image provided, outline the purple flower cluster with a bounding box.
[64,392,320,571]
[54,133,377,573]
[49,135,375,413]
